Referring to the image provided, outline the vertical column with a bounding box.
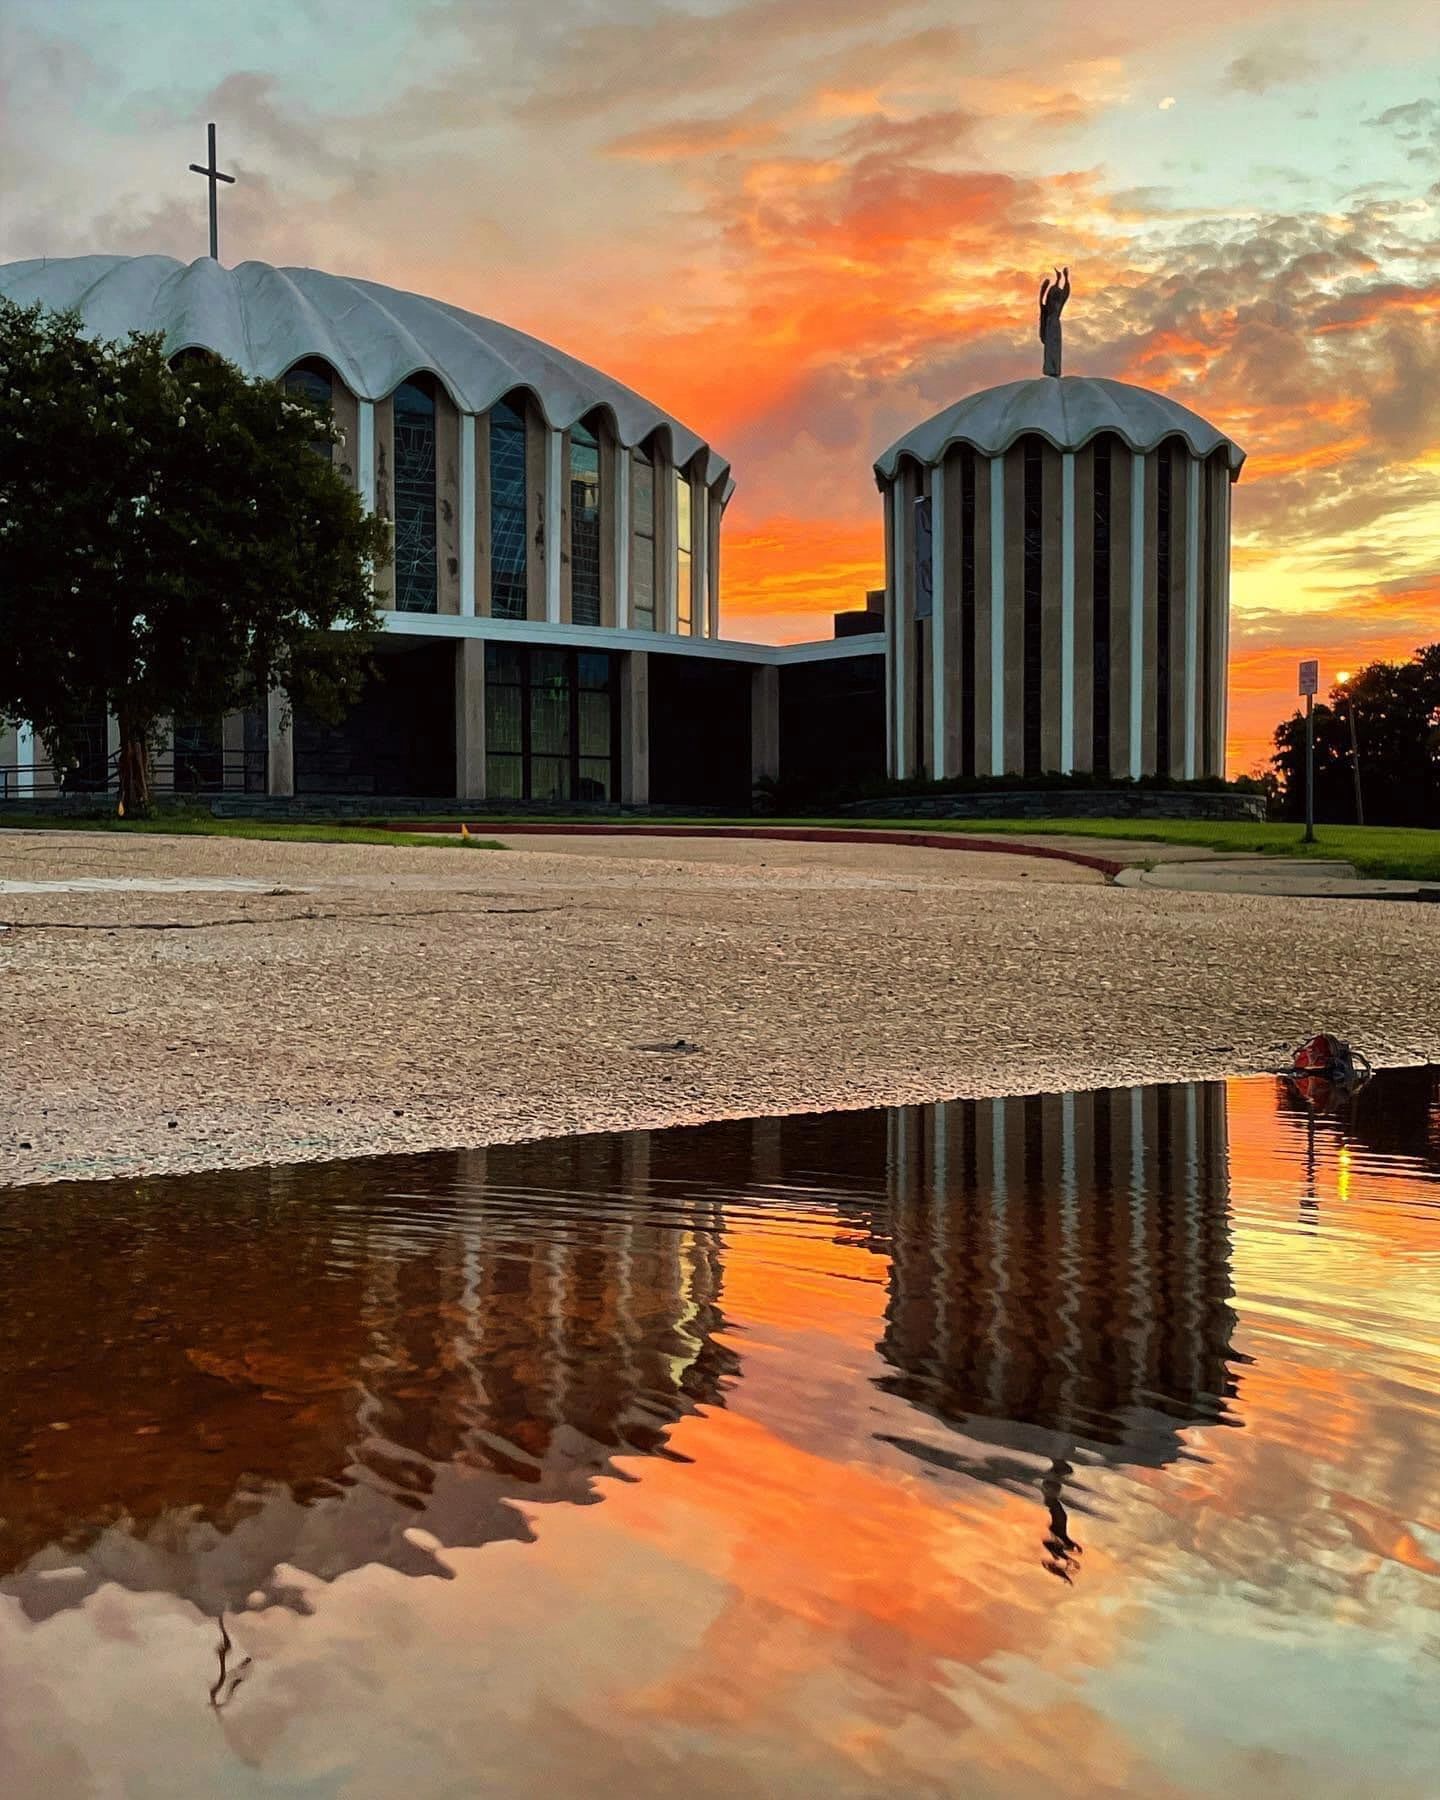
[989,454,1005,775]
[357,400,376,511]
[1129,450,1146,778]
[459,414,477,618]
[1060,451,1076,772]
[455,638,486,799]
[1183,456,1201,778]
[692,473,708,639]
[437,394,462,616]
[266,690,294,798]
[16,722,36,799]
[1002,449,1025,777]
[883,478,897,774]
[891,475,912,778]
[616,447,631,631]
[930,457,948,779]
[1142,452,1160,776]
[545,426,563,624]
[707,494,723,639]
[1218,474,1232,777]
[751,663,780,789]
[619,650,650,805]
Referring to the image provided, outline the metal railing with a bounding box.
[0,747,266,803]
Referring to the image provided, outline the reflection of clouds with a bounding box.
[0,1078,1437,1793]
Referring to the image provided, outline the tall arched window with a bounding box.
[1022,435,1044,776]
[490,397,528,619]
[393,377,437,613]
[570,420,602,626]
[1091,433,1115,775]
[631,446,656,630]
[284,359,334,460]
[676,469,693,633]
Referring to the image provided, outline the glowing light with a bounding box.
[1159,96,1177,110]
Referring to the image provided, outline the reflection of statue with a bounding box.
[1038,265,1071,377]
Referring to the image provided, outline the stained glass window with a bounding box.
[393,379,437,613]
[676,470,693,634]
[490,399,527,619]
[631,448,655,630]
[570,421,602,627]
[285,360,333,460]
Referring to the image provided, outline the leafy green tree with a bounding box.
[1270,647,1440,827]
[0,300,388,811]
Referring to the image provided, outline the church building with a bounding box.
[0,248,1243,809]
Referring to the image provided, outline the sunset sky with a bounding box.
[2,0,1437,771]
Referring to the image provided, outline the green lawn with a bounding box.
[862,818,1440,881]
[431,813,1440,882]
[0,812,503,851]
[6,808,1437,882]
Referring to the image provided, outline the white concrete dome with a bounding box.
[0,254,731,491]
[875,375,1245,482]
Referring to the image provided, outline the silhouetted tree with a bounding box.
[1270,647,1440,827]
[0,301,388,812]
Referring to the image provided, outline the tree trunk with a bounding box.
[117,717,152,815]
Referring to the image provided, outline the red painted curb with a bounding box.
[380,820,1125,879]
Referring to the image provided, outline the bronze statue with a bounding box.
[1038,266,1071,377]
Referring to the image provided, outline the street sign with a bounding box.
[1299,659,1319,697]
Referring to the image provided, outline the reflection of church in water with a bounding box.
[0,1082,1237,1621]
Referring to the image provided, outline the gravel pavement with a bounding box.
[2,827,1436,1187]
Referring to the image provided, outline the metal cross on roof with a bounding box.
[189,122,235,262]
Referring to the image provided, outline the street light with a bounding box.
[1334,671,1365,826]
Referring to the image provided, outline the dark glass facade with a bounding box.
[569,422,602,626]
[1022,437,1044,776]
[490,399,527,620]
[959,450,977,777]
[631,449,655,629]
[1091,435,1113,775]
[484,644,617,802]
[393,379,438,613]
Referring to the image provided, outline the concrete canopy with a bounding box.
[0,254,733,493]
[874,375,1245,484]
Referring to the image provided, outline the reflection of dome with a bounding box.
[0,254,730,488]
[875,375,1245,478]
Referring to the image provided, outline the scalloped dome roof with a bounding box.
[875,375,1244,482]
[0,254,732,492]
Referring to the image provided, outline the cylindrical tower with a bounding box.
[874,377,1244,782]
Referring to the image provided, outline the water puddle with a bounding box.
[0,1073,1436,1797]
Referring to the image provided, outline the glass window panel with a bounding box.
[529,689,571,758]
[486,683,523,756]
[576,652,611,691]
[490,400,528,620]
[528,649,570,690]
[675,472,692,550]
[393,379,437,613]
[577,757,612,803]
[569,425,602,627]
[678,548,692,632]
[485,753,524,800]
[633,453,654,534]
[486,641,525,687]
[578,689,611,759]
[284,362,333,460]
[529,755,571,801]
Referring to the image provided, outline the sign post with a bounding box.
[1299,660,1319,844]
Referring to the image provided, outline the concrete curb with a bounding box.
[378,820,1127,879]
